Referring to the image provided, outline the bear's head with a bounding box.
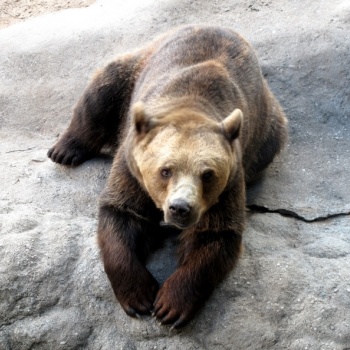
[126,102,243,229]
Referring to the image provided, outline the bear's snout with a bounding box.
[163,181,201,229]
[169,199,191,219]
[167,198,195,228]
[165,197,200,229]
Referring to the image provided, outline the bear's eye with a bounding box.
[160,168,172,179]
[202,170,214,182]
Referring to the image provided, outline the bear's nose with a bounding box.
[169,199,191,218]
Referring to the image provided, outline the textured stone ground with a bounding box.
[0,0,349,349]
[0,0,95,29]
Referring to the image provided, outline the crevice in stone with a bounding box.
[4,147,37,154]
[247,204,350,223]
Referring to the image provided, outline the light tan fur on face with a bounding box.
[129,106,240,228]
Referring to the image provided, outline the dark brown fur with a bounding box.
[48,25,287,328]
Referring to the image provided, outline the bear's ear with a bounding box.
[132,101,155,134]
[221,108,243,142]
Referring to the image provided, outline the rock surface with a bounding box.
[0,0,95,29]
[0,0,349,349]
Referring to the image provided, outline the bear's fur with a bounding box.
[48,25,288,328]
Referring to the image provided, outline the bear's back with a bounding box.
[133,25,263,119]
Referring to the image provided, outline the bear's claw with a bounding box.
[153,272,196,329]
[48,135,92,166]
[48,147,87,166]
[116,266,159,318]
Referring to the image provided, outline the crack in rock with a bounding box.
[3,147,37,154]
[247,204,350,223]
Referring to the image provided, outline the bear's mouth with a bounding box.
[159,219,195,230]
[159,220,182,229]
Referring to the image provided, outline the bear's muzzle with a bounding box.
[164,183,201,229]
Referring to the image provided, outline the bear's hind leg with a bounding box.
[48,55,138,166]
[245,87,288,184]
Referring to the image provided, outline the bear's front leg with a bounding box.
[48,55,139,166]
[154,229,242,328]
[98,204,159,317]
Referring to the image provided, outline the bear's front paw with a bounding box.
[153,270,201,328]
[48,134,92,166]
[117,268,159,318]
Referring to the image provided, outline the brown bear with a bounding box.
[48,25,288,328]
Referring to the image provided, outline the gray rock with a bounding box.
[0,0,349,349]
